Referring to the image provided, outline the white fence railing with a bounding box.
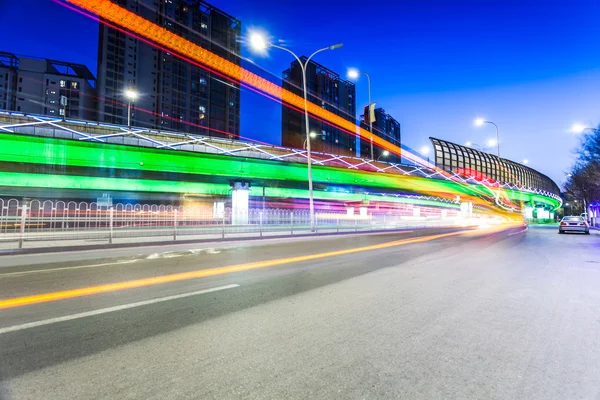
[0,198,460,249]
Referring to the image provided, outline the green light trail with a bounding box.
[0,133,560,209]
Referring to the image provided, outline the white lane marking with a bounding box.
[0,284,239,334]
[0,260,138,277]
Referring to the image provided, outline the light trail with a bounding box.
[61,0,432,166]
[0,231,464,309]
[51,0,536,213]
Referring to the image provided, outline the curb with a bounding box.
[0,226,469,257]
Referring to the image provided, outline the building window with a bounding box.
[60,80,66,88]
[50,90,56,95]
[71,81,78,89]
[59,109,65,116]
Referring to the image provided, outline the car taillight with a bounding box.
[560,222,567,226]
[580,222,587,226]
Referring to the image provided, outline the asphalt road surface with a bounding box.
[0,225,599,399]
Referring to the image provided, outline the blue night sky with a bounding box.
[1,0,599,186]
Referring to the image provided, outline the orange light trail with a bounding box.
[62,0,434,166]
[59,0,523,210]
[0,231,464,309]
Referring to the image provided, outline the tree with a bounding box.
[565,125,600,218]
[564,161,600,204]
[578,127,600,165]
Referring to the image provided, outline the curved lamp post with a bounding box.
[250,32,343,231]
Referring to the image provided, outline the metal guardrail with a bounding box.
[0,198,460,249]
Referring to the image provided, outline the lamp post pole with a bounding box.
[365,72,373,160]
[348,69,374,159]
[484,121,499,156]
[125,89,138,129]
[490,121,500,157]
[269,43,343,231]
[127,97,132,128]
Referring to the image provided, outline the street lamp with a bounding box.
[303,131,326,149]
[570,123,599,134]
[522,159,529,165]
[125,89,138,129]
[474,118,500,157]
[249,32,343,231]
[347,68,374,159]
[376,150,389,161]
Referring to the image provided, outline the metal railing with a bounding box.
[0,198,460,249]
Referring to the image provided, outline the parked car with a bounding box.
[581,212,589,222]
[559,216,590,234]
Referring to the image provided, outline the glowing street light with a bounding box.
[249,31,343,231]
[474,117,500,157]
[124,89,138,129]
[125,89,138,100]
[487,138,497,147]
[376,150,389,161]
[347,68,360,80]
[570,123,599,134]
[303,131,325,149]
[249,33,269,52]
[419,146,430,155]
[347,67,374,159]
[522,159,529,165]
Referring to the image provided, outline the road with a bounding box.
[0,225,599,399]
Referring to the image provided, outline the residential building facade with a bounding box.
[96,0,241,137]
[281,57,356,155]
[359,108,401,163]
[0,53,97,120]
[0,52,19,112]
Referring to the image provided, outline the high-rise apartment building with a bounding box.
[0,52,19,112]
[0,53,97,120]
[96,0,241,137]
[281,58,356,155]
[360,108,401,163]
